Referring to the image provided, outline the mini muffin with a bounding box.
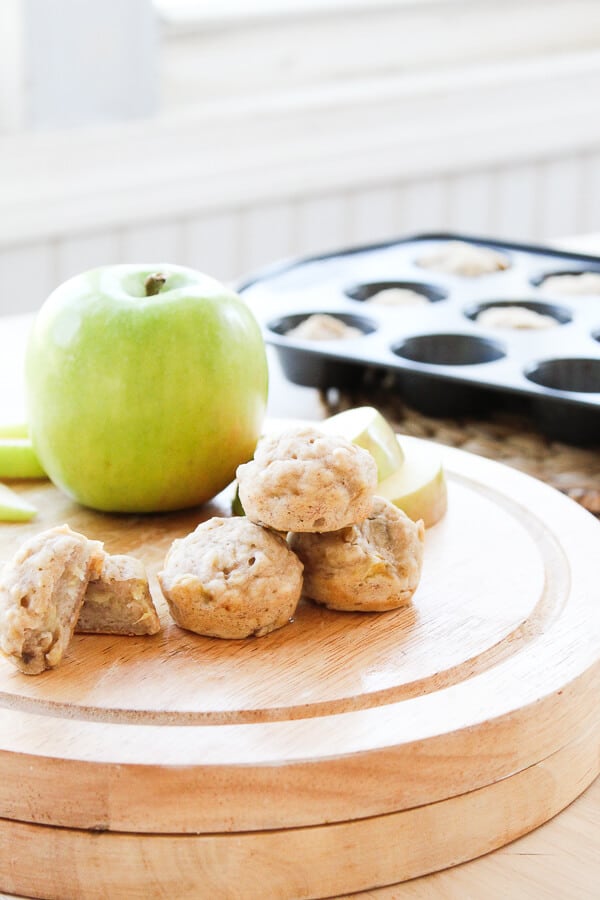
[287,314,363,340]
[158,517,303,639]
[0,524,104,674]
[476,305,556,330]
[77,554,161,636]
[367,287,428,307]
[290,496,424,612]
[417,240,509,276]
[237,426,378,533]
[540,271,600,295]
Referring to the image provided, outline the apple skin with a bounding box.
[0,438,46,479]
[25,264,268,513]
[0,483,37,521]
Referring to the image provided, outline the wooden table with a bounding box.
[0,237,598,900]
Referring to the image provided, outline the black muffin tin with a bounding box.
[238,233,600,445]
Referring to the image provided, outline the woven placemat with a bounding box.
[320,381,600,517]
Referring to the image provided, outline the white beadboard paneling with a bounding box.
[55,231,122,283]
[447,171,495,235]
[4,151,600,317]
[238,203,297,277]
[348,186,398,246]
[493,163,539,241]
[0,242,56,314]
[399,178,449,235]
[5,50,600,247]
[120,221,186,265]
[536,157,583,240]
[295,194,349,259]
[184,212,241,283]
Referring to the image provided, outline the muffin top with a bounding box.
[417,240,509,276]
[236,426,378,533]
[158,516,303,639]
[290,496,424,612]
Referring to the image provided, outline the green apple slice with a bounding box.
[320,406,405,481]
[0,438,47,479]
[231,482,245,516]
[0,483,37,521]
[0,422,29,438]
[378,438,447,527]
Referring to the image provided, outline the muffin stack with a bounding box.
[159,426,425,639]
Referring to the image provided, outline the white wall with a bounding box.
[3,149,600,317]
[1,0,600,313]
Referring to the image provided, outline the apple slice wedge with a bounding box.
[0,438,46,479]
[0,483,37,521]
[231,483,245,516]
[0,422,29,439]
[320,406,405,481]
[378,437,447,527]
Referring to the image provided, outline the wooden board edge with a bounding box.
[0,721,597,900]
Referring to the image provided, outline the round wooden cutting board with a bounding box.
[0,436,598,900]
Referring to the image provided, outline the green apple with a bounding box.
[0,438,46,478]
[0,483,37,521]
[378,437,447,527]
[320,406,404,481]
[26,265,268,513]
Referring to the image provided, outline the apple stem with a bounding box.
[144,273,166,296]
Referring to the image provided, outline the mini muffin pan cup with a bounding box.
[238,233,600,445]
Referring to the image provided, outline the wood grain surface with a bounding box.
[0,723,597,900]
[0,435,598,898]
